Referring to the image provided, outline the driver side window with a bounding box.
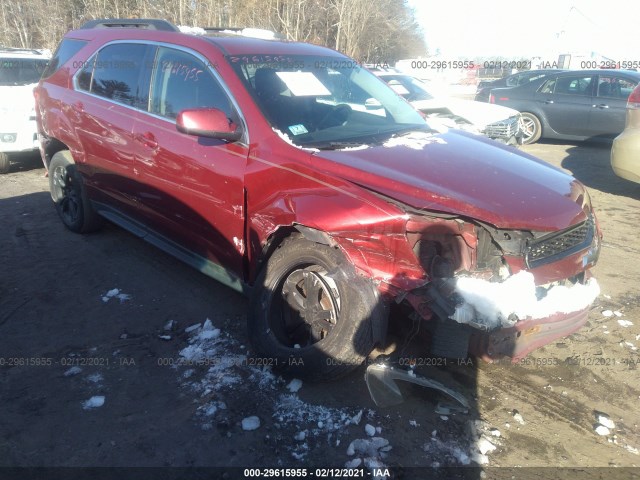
[149,47,232,120]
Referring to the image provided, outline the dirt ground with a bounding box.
[1,141,639,479]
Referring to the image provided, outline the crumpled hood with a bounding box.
[312,130,589,231]
[412,97,520,128]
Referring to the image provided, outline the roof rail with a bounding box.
[80,19,179,32]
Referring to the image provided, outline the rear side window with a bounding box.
[539,78,555,94]
[597,76,637,100]
[41,39,87,79]
[149,47,233,119]
[555,76,593,96]
[77,43,151,109]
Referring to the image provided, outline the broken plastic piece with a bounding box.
[365,363,470,409]
[434,401,468,416]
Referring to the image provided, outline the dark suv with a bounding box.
[36,19,602,380]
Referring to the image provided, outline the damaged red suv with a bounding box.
[35,19,601,379]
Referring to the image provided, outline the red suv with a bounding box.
[35,19,602,379]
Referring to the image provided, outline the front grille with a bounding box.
[526,217,594,268]
[484,115,520,139]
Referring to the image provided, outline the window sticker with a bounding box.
[288,124,309,135]
[275,71,331,96]
[389,83,410,95]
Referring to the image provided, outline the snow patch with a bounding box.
[625,444,639,455]
[344,458,362,468]
[101,288,131,303]
[242,416,261,431]
[618,319,633,328]
[596,414,615,429]
[198,400,226,418]
[177,25,207,35]
[64,366,82,377]
[185,323,202,333]
[286,379,303,393]
[477,436,496,455]
[383,131,447,150]
[82,396,105,410]
[595,425,611,436]
[512,411,525,425]
[86,373,103,384]
[346,437,392,458]
[451,271,600,330]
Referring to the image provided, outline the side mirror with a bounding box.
[365,98,383,110]
[176,108,243,142]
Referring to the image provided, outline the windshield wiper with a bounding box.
[304,141,368,150]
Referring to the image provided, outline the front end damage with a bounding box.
[375,207,602,362]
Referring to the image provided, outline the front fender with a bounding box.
[245,149,426,293]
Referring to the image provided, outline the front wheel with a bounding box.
[0,152,10,174]
[520,112,542,144]
[249,235,381,381]
[49,151,102,233]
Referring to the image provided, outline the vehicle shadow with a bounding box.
[550,140,640,201]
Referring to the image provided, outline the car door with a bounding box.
[587,75,638,138]
[132,45,248,277]
[534,73,594,135]
[73,42,153,216]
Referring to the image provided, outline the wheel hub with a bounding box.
[279,267,340,346]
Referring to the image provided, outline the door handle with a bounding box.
[135,132,159,149]
[592,104,609,109]
[544,100,554,104]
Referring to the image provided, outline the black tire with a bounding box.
[249,234,380,381]
[0,152,10,174]
[49,150,102,233]
[520,112,542,144]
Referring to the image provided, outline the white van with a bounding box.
[0,48,50,173]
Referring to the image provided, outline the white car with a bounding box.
[376,72,523,145]
[0,48,50,173]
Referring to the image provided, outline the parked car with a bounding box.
[611,82,640,183]
[475,69,564,102]
[376,72,523,145]
[36,19,601,380]
[0,47,50,173]
[489,69,640,144]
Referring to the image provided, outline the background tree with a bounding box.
[0,0,426,63]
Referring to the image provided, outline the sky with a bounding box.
[407,0,637,60]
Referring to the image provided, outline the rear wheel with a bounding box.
[49,151,102,233]
[0,153,10,174]
[520,112,542,144]
[249,235,381,381]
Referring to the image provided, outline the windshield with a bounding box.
[227,55,427,148]
[379,75,435,101]
[0,58,49,86]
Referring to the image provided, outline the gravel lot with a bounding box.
[1,140,639,478]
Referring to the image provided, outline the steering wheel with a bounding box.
[316,104,352,130]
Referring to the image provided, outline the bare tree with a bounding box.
[0,0,425,62]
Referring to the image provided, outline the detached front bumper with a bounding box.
[468,307,589,361]
[405,277,596,363]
